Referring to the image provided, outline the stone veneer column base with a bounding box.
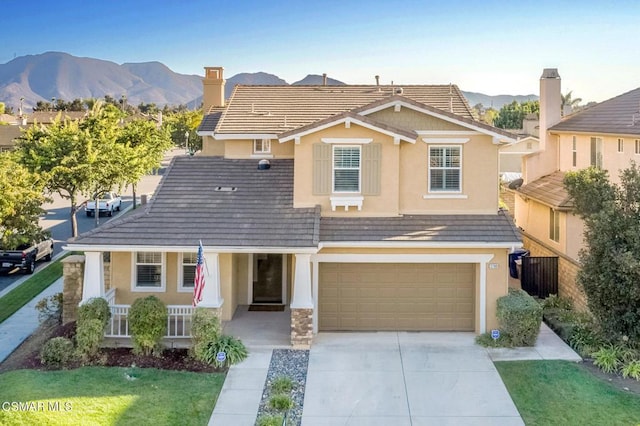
[62,255,85,324]
[291,308,313,349]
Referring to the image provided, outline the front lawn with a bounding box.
[495,360,640,425]
[0,366,224,425]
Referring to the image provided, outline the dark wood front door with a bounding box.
[253,254,283,303]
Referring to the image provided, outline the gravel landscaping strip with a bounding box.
[256,349,309,425]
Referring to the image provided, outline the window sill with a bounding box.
[250,153,273,159]
[330,195,364,211]
[423,194,468,199]
[177,287,194,293]
[132,285,165,292]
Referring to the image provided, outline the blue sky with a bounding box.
[2,0,638,102]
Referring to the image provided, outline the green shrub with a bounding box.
[75,318,105,360]
[40,337,74,367]
[497,288,542,347]
[541,294,573,311]
[78,297,111,327]
[203,335,248,367]
[129,296,167,356]
[256,414,285,426]
[271,376,294,394]
[35,292,63,324]
[621,360,640,381]
[269,394,294,411]
[569,323,605,357]
[190,308,221,362]
[592,345,625,374]
[475,332,514,348]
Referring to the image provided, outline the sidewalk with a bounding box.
[0,278,63,363]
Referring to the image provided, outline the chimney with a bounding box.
[375,75,380,86]
[322,73,327,86]
[539,68,562,151]
[202,67,226,111]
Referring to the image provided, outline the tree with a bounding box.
[0,102,5,114]
[0,152,48,248]
[493,100,539,129]
[162,110,203,152]
[561,91,582,115]
[16,102,128,237]
[564,165,640,340]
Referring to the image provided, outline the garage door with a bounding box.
[319,263,475,331]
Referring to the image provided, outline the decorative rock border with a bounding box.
[256,349,309,425]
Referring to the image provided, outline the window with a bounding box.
[134,252,164,289]
[590,137,603,168]
[572,136,577,167]
[618,138,624,153]
[333,146,361,193]
[549,209,560,242]
[253,138,271,154]
[179,253,197,291]
[429,146,461,192]
[635,139,640,155]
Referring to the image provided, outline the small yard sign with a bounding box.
[216,351,227,363]
[491,329,500,340]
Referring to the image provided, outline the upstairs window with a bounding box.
[590,137,603,169]
[333,146,361,193]
[429,146,461,192]
[618,138,624,153]
[635,139,640,155]
[253,138,271,154]
[572,136,577,167]
[549,209,560,242]
[134,252,164,290]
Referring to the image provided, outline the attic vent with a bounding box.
[214,186,237,192]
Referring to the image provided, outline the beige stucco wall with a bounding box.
[234,253,249,305]
[201,136,225,156]
[399,134,499,214]
[369,107,469,131]
[293,123,401,216]
[316,246,511,333]
[224,139,294,159]
[514,194,570,256]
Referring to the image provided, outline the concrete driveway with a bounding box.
[302,332,523,425]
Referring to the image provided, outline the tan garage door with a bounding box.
[319,263,475,331]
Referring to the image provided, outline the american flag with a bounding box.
[192,241,205,307]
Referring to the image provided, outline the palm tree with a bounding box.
[561,91,583,115]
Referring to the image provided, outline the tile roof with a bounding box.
[197,107,225,133]
[320,210,521,244]
[70,157,320,248]
[549,87,640,136]
[213,85,474,135]
[26,111,88,124]
[517,171,573,210]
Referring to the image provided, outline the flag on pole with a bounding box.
[192,240,205,307]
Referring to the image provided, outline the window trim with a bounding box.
[253,138,271,154]
[617,138,624,153]
[572,135,577,167]
[332,145,361,194]
[635,139,640,155]
[131,252,166,292]
[428,145,462,194]
[177,252,197,293]
[549,208,560,243]
[590,136,603,169]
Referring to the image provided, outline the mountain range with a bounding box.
[0,52,537,112]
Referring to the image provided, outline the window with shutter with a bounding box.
[362,143,381,195]
[429,146,461,192]
[313,143,331,194]
[333,146,361,193]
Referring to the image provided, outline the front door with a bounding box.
[253,254,283,303]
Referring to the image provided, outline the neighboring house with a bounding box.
[66,66,521,348]
[515,69,640,308]
[0,111,89,152]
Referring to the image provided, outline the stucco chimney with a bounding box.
[322,73,327,86]
[202,67,225,111]
[539,68,562,151]
[375,75,380,86]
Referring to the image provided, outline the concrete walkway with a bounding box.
[0,277,63,363]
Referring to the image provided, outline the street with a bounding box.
[0,148,182,293]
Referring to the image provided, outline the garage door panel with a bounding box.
[319,263,475,331]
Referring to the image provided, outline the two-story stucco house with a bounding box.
[515,69,640,308]
[65,66,521,347]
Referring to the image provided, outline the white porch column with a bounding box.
[291,254,313,309]
[197,252,223,308]
[82,251,104,303]
[480,260,487,334]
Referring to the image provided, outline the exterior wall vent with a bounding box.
[258,159,271,170]
[214,186,237,192]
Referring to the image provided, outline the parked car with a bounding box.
[0,238,54,274]
[85,192,122,217]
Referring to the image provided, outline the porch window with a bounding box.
[333,145,361,193]
[549,208,560,243]
[254,138,271,154]
[133,252,165,291]
[617,138,624,153]
[179,252,197,292]
[429,146,461,192]
[635,139,640,155]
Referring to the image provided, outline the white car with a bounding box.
[85,192,122,217]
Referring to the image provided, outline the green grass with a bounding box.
[0,259,63,324]
[495,360,640,425]
[0,367,225,425]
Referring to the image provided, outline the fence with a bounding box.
[105,304,194,338]
[521,256,558,299]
